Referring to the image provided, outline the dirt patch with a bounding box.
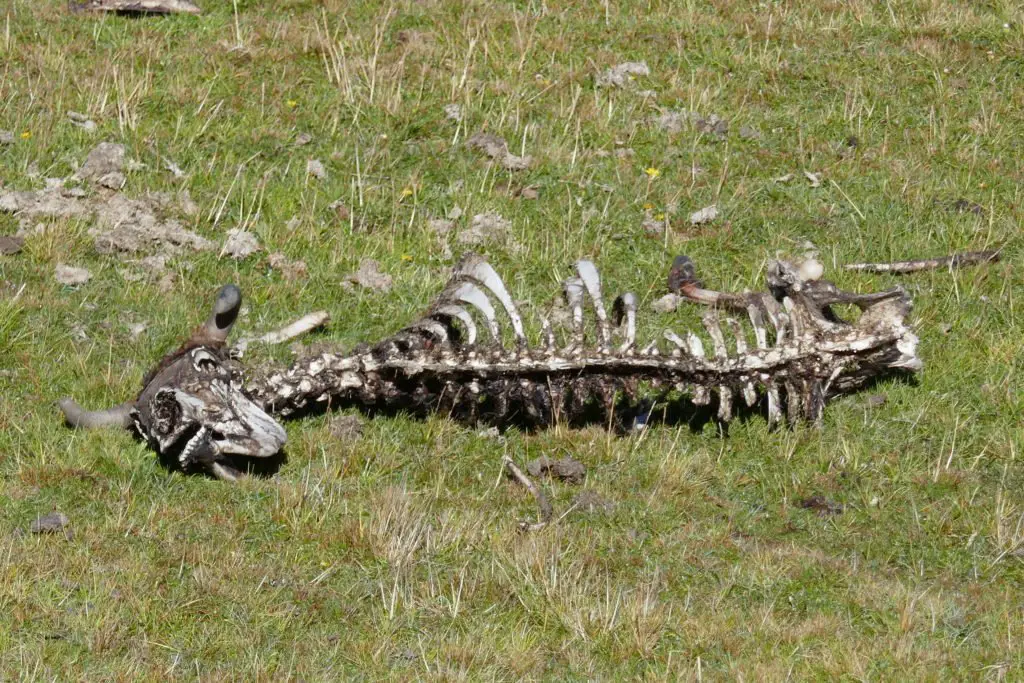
[571,490,615,515]
[795,495,844,517]
[329,414,365,441]
[457,212,513,247]
[73,141,125,182]
[221,229,260,259]
[55,264,92,286]
[268,252,308,281]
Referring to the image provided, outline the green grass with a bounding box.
[1,0,1023,678]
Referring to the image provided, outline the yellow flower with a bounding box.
[656,213,665,221]
[401,187,414,198]
[644,167,660,179]
[20,130,31,139]
[642,202,655,210]
[286,99,298,108]
[401,254,413,262]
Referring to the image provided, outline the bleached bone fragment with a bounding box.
[640,339,660,356]
[539,315,556,352]
[702,312,734,421]
[563,277,585,350]
[663,329,687,357]
[612,292,637,353]
[727,318,757,407]
[456,255,526,345]
[451,282,500,341]
[432,305,477,345]
[575,260,611,352]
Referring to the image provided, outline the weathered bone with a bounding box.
[61,254,922,480]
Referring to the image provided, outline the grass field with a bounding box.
[1,0,1023,678]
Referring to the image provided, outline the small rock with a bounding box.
[328,200,350,222]
[30,512,71,535]
[55,264,92,286]
[795,495,844,516]
[75,142,125,182]
[641,211,665,237]
[306,159,327,180]
[695,114,728,139]
[652,293,680,313]
[345,259,392,292]
[689,205,718,225]
[526,456,586,484]
[96,171,126,190]
[67,111,98,133]
[443,103,463,122]
[516,186,539,200]
[596,61,650,88]
[221,229,260,259]
[0,235,24,255]
[127,322,148,340]
[295,132,313,146]
[951,199,984,216]
[0,130,14,145]
[866,394,887,408]
[467,131,532,172]
[328,414,364,441]
[804,171,822,188]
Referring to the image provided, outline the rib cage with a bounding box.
[247,253,922,430]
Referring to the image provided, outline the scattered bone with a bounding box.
[774,173,795,183]
[267,252,308,281]
[70,0,201,13]
[652,293,680,314]
[329,414,364,441]
[799,259,824,281]
[294,132,313,146]
[0,130,14,145]
[29,512,71,536]
[596,61,650,88]
[67,111,98,133]
[306,159,327,180]
[844,250,1000,274]
[466,131,531,171]
[443,103,463,122]
[0,235,23,255]
[689,204,718,226]
[74,142,125,183]
[457,212,511,246]
[237,311,329,353]
[503,456,553,532]
[221,229,260,260]
[526,455,586,484]
[55,264,92,286]
[345,259,392,292]
[804,171,822,188]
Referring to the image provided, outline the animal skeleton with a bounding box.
[60,254,921,480]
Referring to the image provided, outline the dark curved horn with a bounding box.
[204,284,242,344]
[58,398,134,429]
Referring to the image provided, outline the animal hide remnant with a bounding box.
[60,254,921,480]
